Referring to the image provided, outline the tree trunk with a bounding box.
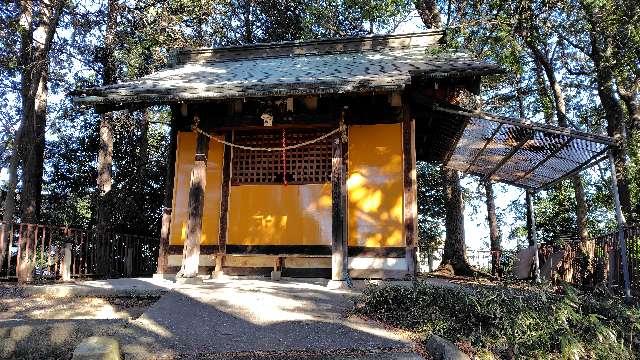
[96,0,117,228]
[243,0,252,43]
[3,0,33,228]
[96,0,118,275]
[526,190,535,247]
[19,0,64,225]
[485,181,501,277]
[618,86,640,131]
[14,0,63,282]
[437,168,473,276]
[415,0,441,29]
[0,128,21,272]
[156,112,178,274]
[585,5,634,223]
[524,37,591,247]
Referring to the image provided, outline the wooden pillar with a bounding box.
[331,125,347,281]
[217,132,232,256]
[608,150,632,298]
[402,106,418,277]
[180,122,209,278]
[526,189,540,282]
[156,111,178,274]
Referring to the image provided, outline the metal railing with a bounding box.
[0,222,158,281]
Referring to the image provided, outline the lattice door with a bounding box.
[231,129,332,185]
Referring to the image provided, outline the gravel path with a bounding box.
[0,279,422,359]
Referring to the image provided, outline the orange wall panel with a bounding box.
[169,132,224,245]
[347,124,404,247]
[228,184,332,246]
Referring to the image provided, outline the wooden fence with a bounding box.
[0,222,158,281]
[538,226,640,292]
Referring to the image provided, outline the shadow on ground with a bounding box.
[0,278,420,359]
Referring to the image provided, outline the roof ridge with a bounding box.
[169,31,445,66]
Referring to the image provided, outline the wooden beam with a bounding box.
[402,105,417,277]
[156,110,179,274]
[180,124,209,278]
[218,131,232,255]
[331,126,347,281]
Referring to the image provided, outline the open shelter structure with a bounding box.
[72,30,629,293]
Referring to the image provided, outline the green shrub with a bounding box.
[353,282,640,359]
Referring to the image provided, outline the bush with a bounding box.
[353,281,640,359]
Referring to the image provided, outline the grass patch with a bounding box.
[353,281,640,359]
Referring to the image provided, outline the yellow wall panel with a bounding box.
[228,184,332,246]
[169,132,224,245]
[347,124,404,247]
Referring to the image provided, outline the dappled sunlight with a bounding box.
[49,323,73,345]
[135,314,173,338]
[348,124,404,247]
[1,279,411,357]
[169,279,410,343]
[8,325,32,342]
[229,184,332,245]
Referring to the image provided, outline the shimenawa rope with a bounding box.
[191,124,345,152]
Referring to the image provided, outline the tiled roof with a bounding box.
[71,31,501,106]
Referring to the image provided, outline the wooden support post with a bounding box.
[402,106,418,278]
[331,125,347,282]
[156,112,178,275]
[62,242,72,281]
[526,190,540,283]
[179,124,209,279]
[218,132,232,256]
[125,248,134,277]
[608,150,632,299]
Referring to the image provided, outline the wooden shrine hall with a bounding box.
[72,30,622,284]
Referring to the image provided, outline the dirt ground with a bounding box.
[0,284,164,359]
[0,279,422,360]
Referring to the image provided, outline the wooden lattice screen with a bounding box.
[231,129,332,185]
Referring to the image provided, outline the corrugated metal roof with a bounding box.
[71,32,501,106]
[439,105,614,190]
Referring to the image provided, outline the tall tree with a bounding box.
[485,181,501,276]
[96,0,118,234]
[18,0,65,224]
[438,168,474,275]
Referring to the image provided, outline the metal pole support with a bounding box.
[526,189,540,283]
[608,150,632,299]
